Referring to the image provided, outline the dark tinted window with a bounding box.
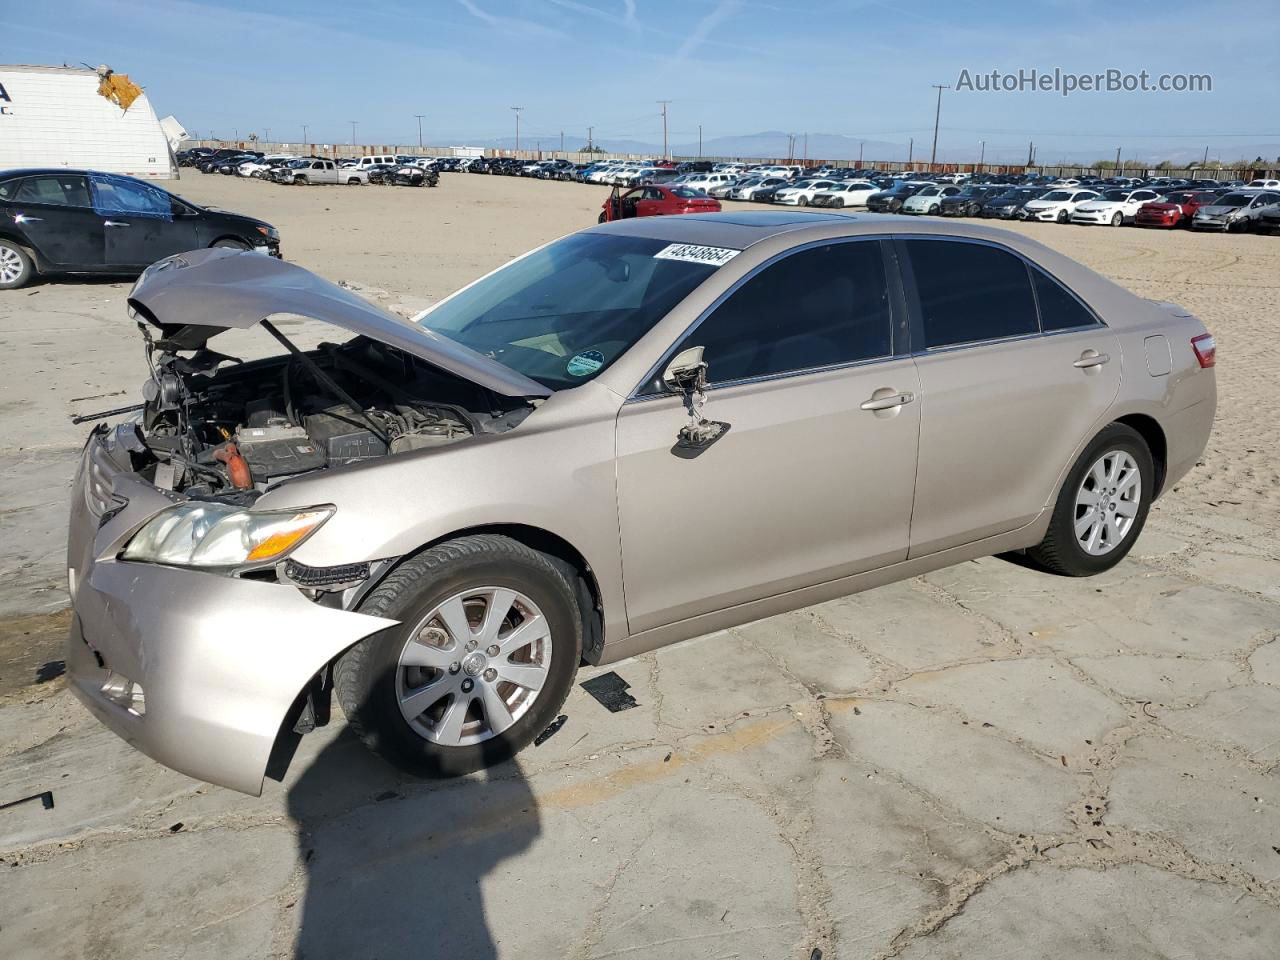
[12,175,92,207]
[905,239,1037,348]
[1032,267,1099,332]
[90,175,173,218]
[675,241,892,385]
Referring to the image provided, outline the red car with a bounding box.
[599,184,721,223]
[1135,190,1221,228]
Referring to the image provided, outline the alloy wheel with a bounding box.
[1074,450,1141,556]
[0,246,23,285]
[396,587,552,746]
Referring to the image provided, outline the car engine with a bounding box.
[132,335,530,497]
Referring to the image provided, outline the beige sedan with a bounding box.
[65,213,1215,793]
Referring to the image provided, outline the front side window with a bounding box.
[90,175,173,218]
[671,240,893,386]
[905,239,1037,349]
[12,175,92,207]
[418,234,721,390]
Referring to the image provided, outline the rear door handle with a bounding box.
[860,391,915,411]
[103,220,131,228]
[1073,351,1110,369]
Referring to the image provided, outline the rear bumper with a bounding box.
[65,430,395,795]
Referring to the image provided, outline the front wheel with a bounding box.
[0,239,35,290]
[1028,423,1153,576]
[928,204,940,215]
[1111,212,1123,227]
[1057,209,1069,223]
[335,535,582,777]
[212,238,251,251]
[835,198,845,208]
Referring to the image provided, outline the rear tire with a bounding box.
[335,535,582,778]
[1027,423,1154,576]
[0,240,35,290]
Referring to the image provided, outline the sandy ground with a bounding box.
[0,173,1278,960]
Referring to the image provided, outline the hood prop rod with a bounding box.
[260,319,391,447]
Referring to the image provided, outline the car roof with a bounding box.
[586,209,1080,252]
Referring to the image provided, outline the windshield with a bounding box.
[1042,191,1072,201]
[1216,193,1249,206]
[917,186,941,196]
[1101,190,1128,201]
[669,187,704,198]
[416,234,722,389]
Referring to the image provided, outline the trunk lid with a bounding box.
[127,247,551,399]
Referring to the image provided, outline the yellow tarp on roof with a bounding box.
[98,72,143,112]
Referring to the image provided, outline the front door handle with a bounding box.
[103,220,131,228]
[860,390,915,411]
[1073,351,1110,369]
[13,214,43,224]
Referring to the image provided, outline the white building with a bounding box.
[0,64,179,179]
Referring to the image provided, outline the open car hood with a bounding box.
[127,248,551,399]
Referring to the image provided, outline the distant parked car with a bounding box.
[901,184,963,215]
[0,168,280,289]
[1070,189,1162,226]
[809,180,880,208]
[1134,191,1221,229]
[866,183,927,213]
[940,185,1008,217]
[980,187,1049,219]
[599,184,720,222]
[727,177,789,201]
[1192,190,1280,231]
[1020,189,1099,223]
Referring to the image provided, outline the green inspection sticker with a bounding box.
[566,350,606,377]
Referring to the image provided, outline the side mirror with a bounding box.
[662,346,707,392]
[662,346,730,456]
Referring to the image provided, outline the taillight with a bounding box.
[1191,333,1216,368]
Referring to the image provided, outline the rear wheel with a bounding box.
[0,240,34,290]
[335,535,582,777]
[1028,423,1153,576]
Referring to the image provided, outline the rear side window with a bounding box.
[676,240,893,385]
[12,175,92,207]
[1032,267,1099,332]
[905,239,1037,349]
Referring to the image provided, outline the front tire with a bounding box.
[212,238,251,251]
[1057,209,1069,223]
[0,240,35,290]
[335,535,582,778]
[1028,423,1153,576]
[1111,212,1123,227]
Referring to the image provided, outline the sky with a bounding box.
[5,0,1279,163]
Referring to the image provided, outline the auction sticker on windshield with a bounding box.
[566,350,606,377]
[654,243,741,267]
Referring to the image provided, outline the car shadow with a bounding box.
[285,682,539,960]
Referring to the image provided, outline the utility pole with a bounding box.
[1203,144,1209,166]
[560,130,564,153]
[510,106,524,151]
[929,83,948,167]
[1027,140,1035,167]
[908,137,913,165]
[1115,146,1121,169]
[657,100,672,158]
[302,123,309,144]
[415,115,425,148]
[264,128,270,143]
[587,126,593,152]
[979,140,985,171]
[803,132,808,162]
[859,141,864,164]
[348,120,357,146]
[698,124,702,158]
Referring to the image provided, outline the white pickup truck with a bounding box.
[275,159,368,185]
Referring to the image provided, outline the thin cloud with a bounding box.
[456,0,566,39]
[675,0,740,61]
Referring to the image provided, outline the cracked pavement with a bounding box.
[2,175,1279,959]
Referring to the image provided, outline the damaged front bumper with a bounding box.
[65,429,396,795]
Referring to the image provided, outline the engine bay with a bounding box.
[133,333,532,498]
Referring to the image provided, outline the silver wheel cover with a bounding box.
[1074,450,1141,556]
[396,587,552,747]
[0,245,24,284]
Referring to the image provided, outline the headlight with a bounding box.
[255,225,280,240]
[122,503,332,569]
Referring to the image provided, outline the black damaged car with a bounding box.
[939,184,1008,217]
[0,169,280,289]
[865,182,926,213]
[979,186,1050,220]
